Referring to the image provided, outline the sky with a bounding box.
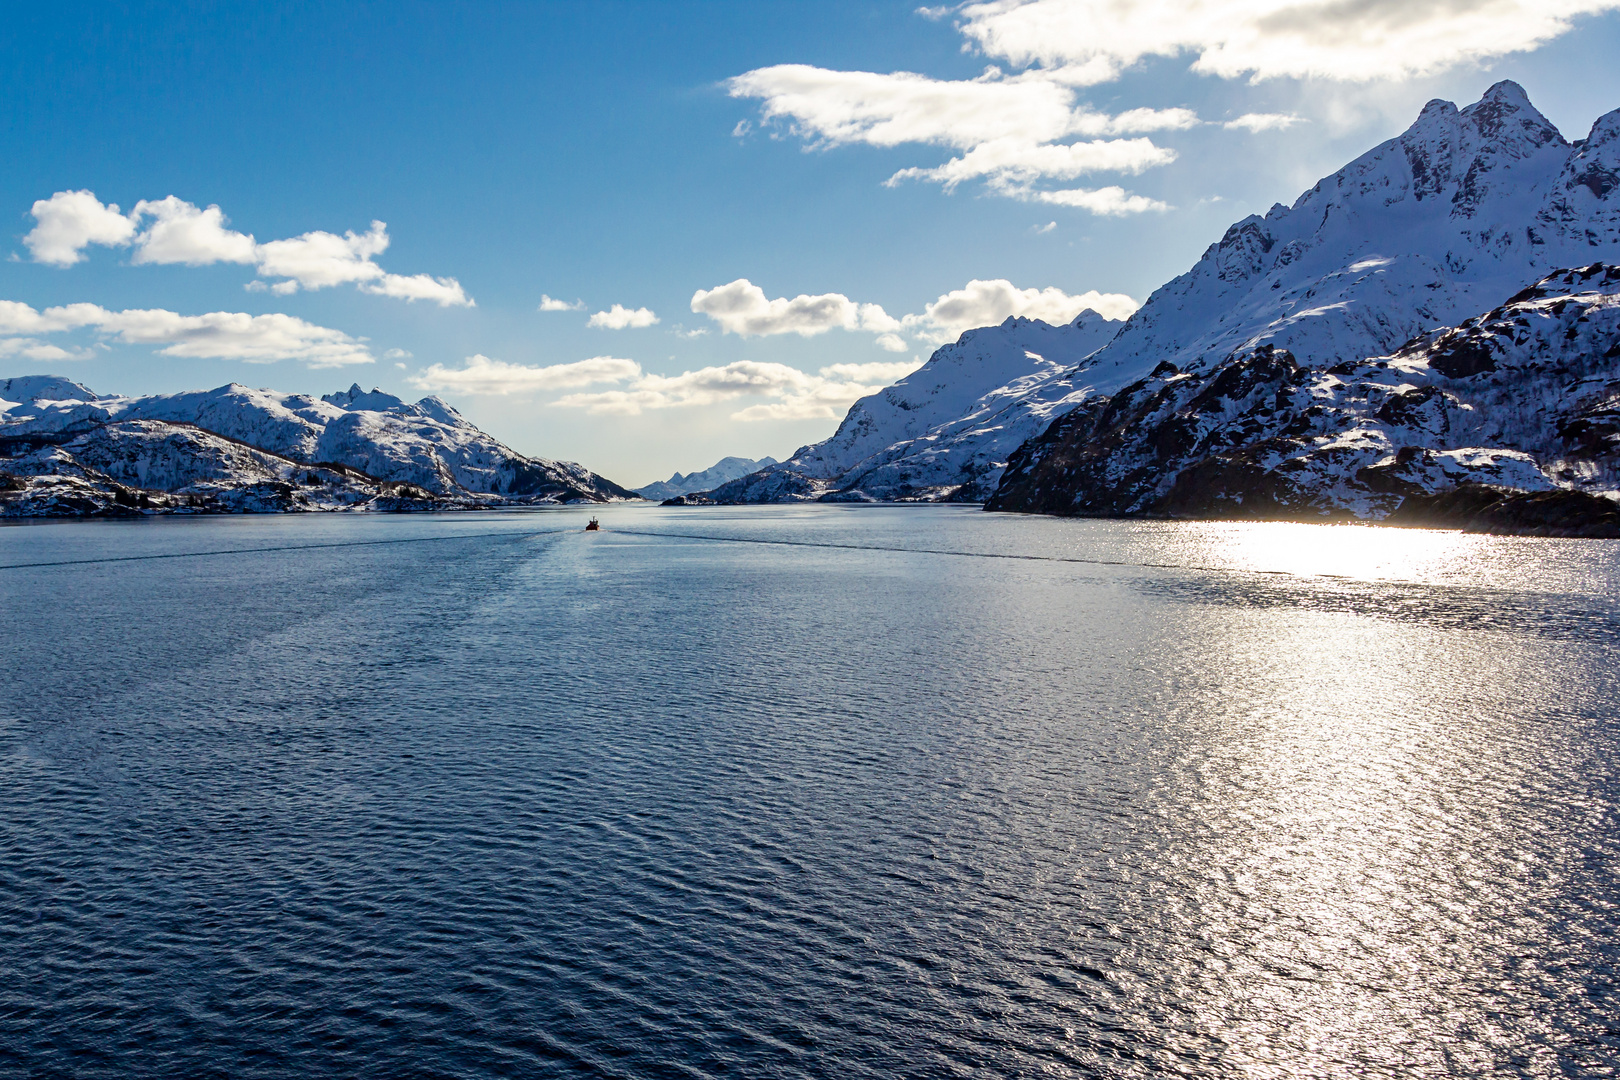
[4,1,1620,487]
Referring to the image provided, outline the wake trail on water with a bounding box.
[0,527,576,571]
[608,528,1320,578]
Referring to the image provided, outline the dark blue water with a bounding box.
[2,506,1618,1078]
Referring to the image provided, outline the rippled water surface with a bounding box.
[2,505,1618,1078]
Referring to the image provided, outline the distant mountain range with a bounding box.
[0,378,634,515]
[634,456,777,501]
[685,82,1620,533]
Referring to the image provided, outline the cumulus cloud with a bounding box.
[24,190,138,266]
[538,295,584,311]
[408,353,642,395]
[406,350,929,421]
[554,357,923,421]
[21,192,473,306]
[691,279,900,337]
[691,276,1137,346]
[587,304,660,329]
[0,298,374,367]
[904,278,1139,342]
[954,0,1620,83]
[0,337,91,362]
[130,196,257,265]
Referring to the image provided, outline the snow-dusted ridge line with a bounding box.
[0,377,636,515]
[988,262,1620,535]
[687,81,1620,520]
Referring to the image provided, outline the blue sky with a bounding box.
[4,0,1620,486]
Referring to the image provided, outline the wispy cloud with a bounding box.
[0,298,375,367]
[23,191,473,307]
[538,294,585,312]
[1223,112,1303,132]
[728,63,1188,212]
[728,0,1615,210]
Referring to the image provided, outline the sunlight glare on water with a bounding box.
[0,505,1616,1079]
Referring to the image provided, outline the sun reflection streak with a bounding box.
[1187,522,1485,583]
[1106,601,1588,1078]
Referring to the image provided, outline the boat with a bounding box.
[585,517,600,531]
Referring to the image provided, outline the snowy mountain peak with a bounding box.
[322,383,410,413]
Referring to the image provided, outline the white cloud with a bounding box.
[1032,221,1057,234]
[0,337,92,361]
[554,357,918,421]
[728,62,1192,209]
[1224,112,1303,132]
[383,347,413,359]
[691,279,900,337]
[24,190,137,266]
[130,196,257,265]
[729,1,1617,208]
[361,272,471,306]
[587,304,660,329]
[1008,183,1172,215]
[904,278,1139,342]
[954,0,1620,83]
[692,275,1137,347]
[253,221,389,289]
[0,299,373,367]
[889,135,1175,190]
[819,360,924,383]
[22,192,473,306]
[538,294,585,311]
[408,354,642,395]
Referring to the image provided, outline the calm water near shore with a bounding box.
[2,505,1618,1078]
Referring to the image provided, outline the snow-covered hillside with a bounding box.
[0,377,633,515]
[635,455,778,501]
[988,264,1620,535]
[695,310,1125,502]
[699,81,1620,508]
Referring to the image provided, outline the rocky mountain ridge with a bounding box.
[0,377,634,515]
[635,455,778,501]
[690,82,1620,530]
[986,264,1620,535]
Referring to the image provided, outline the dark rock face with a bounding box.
[987,265,1620,536]
[1387,485,1620,538]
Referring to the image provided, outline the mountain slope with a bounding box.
[698,310,1125,502]
[0,378,634,514]
[635,455,778,500]
[699,81,1620,510]
[988,264,1620,534]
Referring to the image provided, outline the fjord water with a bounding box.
[2,506,1617,1078]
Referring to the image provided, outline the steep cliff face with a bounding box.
[0,379,635,515]
[987,265,1620,535]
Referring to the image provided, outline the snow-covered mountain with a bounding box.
[988,264,1620,535]
[635,455,778,501]
[697,81,1620,511]
[0,377,634,515]
[691,310,1125,503]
